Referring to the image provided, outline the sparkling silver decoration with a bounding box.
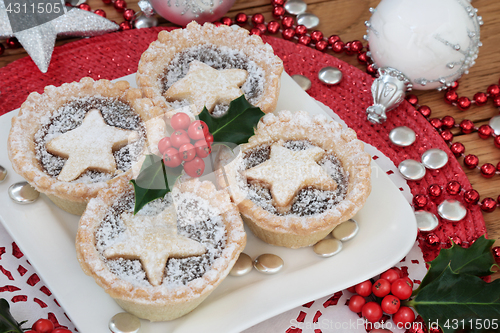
[415,210,439,231]
[253,253,284,274]
[109,312,141,333]
[66,0,85,5]
[291,74,311,91]
[366,67,411,124]
[489,115,500,136]
[0,3,119,73]
[296,13,320,29]
[134,15,159,29]
[8,181,39,204]
[398,159,426,181]
[437,199,467,222]
[318,67,343,85]
[284,0,307,15]
[313,239,343,257]
[229,253,253,277]
[138,0,155,17]
[0,165,6,183]
[421,148,448,170]
[332,219,359,241]
[389,126,416,147]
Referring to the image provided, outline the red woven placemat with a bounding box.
[0,27,486,262]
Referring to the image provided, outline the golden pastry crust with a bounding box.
[76,179,246,321]
[217,110,372,248]
[7,77,161,208]
[136,22,283,116]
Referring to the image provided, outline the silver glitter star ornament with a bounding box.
[0,1,119,73]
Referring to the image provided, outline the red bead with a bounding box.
[295,25,307,36]
[412,194,428,209]
[425,233,440,249]
[267,21,280,34]
[123,8,135,21]
[250,28,262,36]
[464,154,479,169]
[418,105,431,118]
[281,16,294,28]
[493,95,500,108]
[113,0,126,12]
[444,90,458,104]
[119,21,132,30]
[492,246,500,263]
[251,13,265,25]
[473,92,488,106]
[406,94,418,106]
[282,28,295,40]
[481,198,497,212]
[78,3,91,11]
[0,43,4,56]
[478,125,492,139]
[255,23,267,33]
[450,142,465,156]
[366,64,377,75]
[440,130,453,142]
[487,84,500,97]
[310,30,324,42]
[441,115,455,129]
[298,35,311,45]
[357,52,368,64]
[6,37,20,49]
[220,17,232,26]
[457,96,471,111]
[315,40,328,51]
[102,0,112,3]
[331,40,344,53]
[94,9,106,17]
[449,235,462,247]
[459,119,475,134]
[213,21,222,27]
[430,118,442,129]
[272,6,285,19]
[344,42,355,55]
[464,189,480,204]
[495,136,500,149]
[446,181,461,195]
[328,35,341,45]
[272,0,285,5]
[428,184,442,198]
[450,81,459,90]
[235,13,248,25]
[480,163,496,178]
[350,40,363,53]
[184,157,205,177]
[497,161,500,172]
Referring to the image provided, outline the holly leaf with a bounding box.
[408,266,500,333]
[415,236,497,293]
[0,299,23,333]
[198,95,265,145]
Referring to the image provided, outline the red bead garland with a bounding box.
[464,189,480,204]
[481,198,497,212]
[446,181,461,195]
[480,163,496,178]
[412,194,428,209]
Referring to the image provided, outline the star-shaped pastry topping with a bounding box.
[103,205,206,286]
[164,60,248,114]
[46,109,135,182]
[243,142,338,213]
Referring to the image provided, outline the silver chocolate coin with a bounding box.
[332,219,359,241]
[415,210,439,231]
[318,67,343,85]
[8,181,39,204]
[389,126,416,147]
[230,253,253,277]
[489,115,500,136]
[109,312,141,333]
[313,238,343,257]
[437,199,467,222]
[421,148,448,170]
[398,159,426,180]
[296,13,320,29]
[291,74,312,91]
[284,0,307,15]
[0,165,6,183]
[253,253,284,274]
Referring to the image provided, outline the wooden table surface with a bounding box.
[1,0,499,270]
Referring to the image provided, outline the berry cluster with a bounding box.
[26,318,71,333]
[347,267,415,325]
[158,113,213,178]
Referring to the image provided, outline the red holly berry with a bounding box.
[187,121,209,141]
[163,148,182,168]
[171,130,190,148]
[348,295,366,313]
[179,143,196,162]
[391,278,413,300]
[32,319,54,333]
[158,137,172,155]
[52,329,72,333]
[354,280,372,297]
[380,268,400,284]
[372,278,391,297]
[361,302,383,323]
[392,306,416,326]
[184,157,205,177]
[194,140,211,158]
[381,295,400,314]
[170,112,191,130]
[205,133,214,145]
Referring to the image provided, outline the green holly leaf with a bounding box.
[198,95,265,145]
[408,266,500,333]
[415,236,497,294]
[0,299,23,333]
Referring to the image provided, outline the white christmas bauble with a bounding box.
[149,0,236,27]
[366,0,482,90]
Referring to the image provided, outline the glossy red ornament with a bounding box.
[480,197,497,212]
[457,96,471,111]
[79,3,91,11]
[425,233,440,249]
[480,163,496,178]
[188,120,209,140]
[315,40,328,51]
[295,25,307,36]
[446,181,461,195]
[272,0,285,5]
[251,13,265,25]
[350,40,363,53]
[282,28,295,40]
[418,105,431,118]
[464,154,479,169]
[123,8,135,21]
[328,35,341,45]
[406,94,418,106]
[6,37,21,49]
[235,13,248,25]
[344,42,355,55]
[114,0,126,12]
[255,23,267,33]
[428,184,442,198]
[220,17,232,26]
[366,64,377,75]
[444,90,458,104]
[464,189,480,204]
[430,118,442,129]
[357,52,368,64]
[493,95,500,108]
[298,35,311,45]
[267,21,280,34]
[310,30,324,42]
[205,133,214,145]
[478,124,492,139]
[492,246,500,263]
[94,9,106,17]
[213,21,222,27]
[495,136,500,149]
[412,194,428,209]
[473,92,488,106]
[450,142,465,157]
[487,84,500,97]
[119,21,132,30]
[184,157,205,177]
[272,6,285,19]
[250,28,261,35]
[450,81,459,90]
[441,115,455,129]
[440,130,453,142]
[332,40,344,53]
[459,119,475,134]
[282,16,294,28]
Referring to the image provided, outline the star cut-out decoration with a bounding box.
[243,142,338,213]
[164,60,248,114]
[0,2,118,73]
[46,109,135,182]
[104,205,206,286]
